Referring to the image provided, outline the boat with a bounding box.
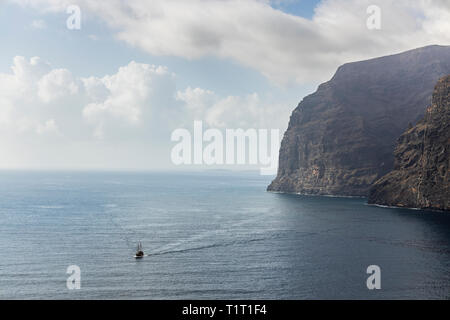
[135,241,144,258]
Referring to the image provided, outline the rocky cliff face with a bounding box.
[268,45,450,196]
[368,76,449,210]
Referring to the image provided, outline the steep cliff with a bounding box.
[368,76,449,210]
[268,45,450,196]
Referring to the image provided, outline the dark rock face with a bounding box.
[368,76,449,211]
[268,45,450,196]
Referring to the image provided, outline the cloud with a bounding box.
[4,0,450,168]
[0,56,51,133]
[176,87,291,130]
[0,56,287,168]
[36,119,59,134]
[82,62,173,139]
[11,0,450,84]
[30,19,47,29]
[2,56,261,138]
[38,68,79,103]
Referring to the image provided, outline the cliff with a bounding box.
[368,76,449,210]
[268,45,450,196]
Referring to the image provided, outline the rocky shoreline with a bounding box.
[268,45,450,211]
[368,75,449,211]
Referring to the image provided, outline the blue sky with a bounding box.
[271,0,320,19]
[0,0,448,169]
[0,1,319,97]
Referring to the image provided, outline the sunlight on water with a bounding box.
[0,171,449,299]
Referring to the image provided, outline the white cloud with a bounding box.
[11,0,450,84]
[176,87,217,120]
[0,57,177,140]
[36,119,59,134]
[30,19,47,29]
[0,56,51,132]
[4,0,450,168]
[0,56,287,168]
[38,68,78,103]
[82,62,173,138]
[176,87,291,130]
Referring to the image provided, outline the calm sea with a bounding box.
[0,171,449,299]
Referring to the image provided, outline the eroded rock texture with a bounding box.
[268,45,450,196]
[368,75,449,210]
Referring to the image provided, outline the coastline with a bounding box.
[268,190,449,213]
[266,190,366,199]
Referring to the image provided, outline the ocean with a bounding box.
[0,170,449,299]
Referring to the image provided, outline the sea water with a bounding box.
[0,170,449,299]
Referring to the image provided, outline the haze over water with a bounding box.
[0,171,449,299]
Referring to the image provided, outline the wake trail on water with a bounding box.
[105,205,343,259]
[145,214,269,255]
[145,227,340,257]
[145,234,279,257]
[107,208,280,257]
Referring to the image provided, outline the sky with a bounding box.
[0,0,449,170]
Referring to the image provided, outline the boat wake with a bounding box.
[106,205,341,260]
[145,235,275,257]
[143,228,334,258]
